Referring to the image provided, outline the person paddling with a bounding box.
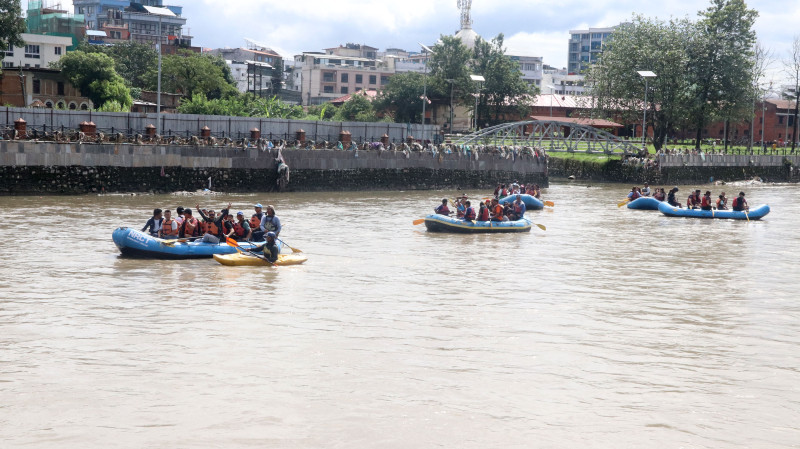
[716,192,728,210]
[463,201,476,221]
[490,198,505,222]
[667,187,682,207]
[507,195,526,221]
[434,198,451,216]
[732,192,749,211]
[263,232,280,264]
[259,205,282,237]
[700,191,713,211]
[641,183,651,196]
[477,201,490,221]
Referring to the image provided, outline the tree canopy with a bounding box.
[0,0,26,71]
[146,51,237,99]
[472,34,535,125]
[375,72,440,123]
[54,51,133,110]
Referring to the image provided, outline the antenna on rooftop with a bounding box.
[457,0,472,30]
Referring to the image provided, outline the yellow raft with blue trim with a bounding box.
[213,253,308,266]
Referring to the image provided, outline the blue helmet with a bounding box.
[266,232,276,239]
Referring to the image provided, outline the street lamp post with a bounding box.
[151,7,176,137]
[446,79,455,134]
[470,74,485,131]
[545,84,555,117]
[637,71,657,151]
[419,43,433,144]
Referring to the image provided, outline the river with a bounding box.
[1,182,798,448]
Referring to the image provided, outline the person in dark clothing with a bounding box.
[263,232,280,263]
[667,187,682,207]
[141,208,163,236]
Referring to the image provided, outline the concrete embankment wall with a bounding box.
[0,140,548,194]
[549,154,800,184]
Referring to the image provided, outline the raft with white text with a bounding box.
[423,214,532,233]
[657,202,770,220]
[112,227,265,259]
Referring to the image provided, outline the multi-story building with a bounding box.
[567,26,616,74]
[207,46,281,96]
[510,55,543,89]
[295,44,396,106]
[0,67,93,110]
[2,33,73,70]
[541,66,588,96]
[26,1,86,51]
[73,0,193,51]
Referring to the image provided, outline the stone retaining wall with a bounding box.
[0,141,549,194]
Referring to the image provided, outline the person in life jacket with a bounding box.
[700,190,713,211]
[180,208,200,238]
[230,211,252,241]
[500,184,508,198]
[263,232,280,264]
[731,191,749,211]
[654,188,666,202]
[251,203,266,241]
[141,208,163,237]
[627,186,641,201]
[197,203,231,243]
[716,192,728,210]
[463,200,476,221]
[507,195,526,221]
[533,184,542,199]
[259,205,282,237]
[434,199,451,215]
[490,198,506,222]
[174,206,185,226]
[641,183,652,197]
[687,189,702,209]
[477,202,490,221]
[667,187,682,207]
[160,209,179,239]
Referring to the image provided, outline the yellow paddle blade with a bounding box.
[544,200,555,207]
[617,199,630,207]
[277,239,302,253]
[534,223,547,231]
[412,218,425,225]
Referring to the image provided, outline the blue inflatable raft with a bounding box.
[112,227,267,259]
[657,202,770,220]
[423,214,532,233]
[627,197,662,210]
[498,194,544,210]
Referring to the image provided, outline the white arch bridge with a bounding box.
[451,119,641,154]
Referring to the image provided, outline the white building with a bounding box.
[542,66,588,96]
[2,33,73,70]
[568,26,617,74]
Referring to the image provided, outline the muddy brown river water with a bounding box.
[1,182,798,448]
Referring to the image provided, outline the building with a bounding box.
[206,46,281,96]
[2,33,73,70]
[294,44,396,106]
[541,66,588,96]
[26,1,86,51]
[73,0,193,51]
[510,55,543,89]
[568,26,616,74]
[0,67,93,110]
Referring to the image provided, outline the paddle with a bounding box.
[226,237,275,266]
[543,200,555,207]
[523,218,546,231]
[412,218,425,225]
[277,238,302,253]
[617,198,631,207]
[161,236,201,246]
[744,209,750,222]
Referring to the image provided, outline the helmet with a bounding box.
[266,232,276,239]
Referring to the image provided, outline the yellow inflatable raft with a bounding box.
[213,253,308,267]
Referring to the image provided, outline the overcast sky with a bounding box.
[58,0,796,82]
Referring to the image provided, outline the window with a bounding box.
[322,72,334,82]
[87,6,95,15]
[380,76,389,85]
[341,73,348,83]
[340,86,348,94]
[323,85,334,93]
[571,34,580,40]
[33,79,41,94]
[87,21,95,29]
[45,101,53,108]
[355,74,363,84]
[369,75,376,84]
[25,45,41,59]
[5,44,13,57]
[57,82,65,95]
[54,46,62,55]
[1,61,12,68]
[592,33,602,38]
[779,116,784,124]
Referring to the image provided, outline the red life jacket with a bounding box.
[478,207,489,221]
[464,207,476,221]
[233,221,246,237]
[701,196,711,208]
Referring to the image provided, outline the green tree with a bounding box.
[785,36,800,151]
[107,42,158,89]
[428,35,473,129]
[334,93,377,122]
[147,50,237,99]
[588,16,693,151]
[271,58,284,94]
[472,34,535,126]
[685,0,758,149]
[54,51,132,110]
[374,72,436,123]
[0,0,25,74]
[178,92,305,119]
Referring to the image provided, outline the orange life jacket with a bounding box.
[161,218,178,236]
[205,221,219,236]
[183,217,199,237]
[493,204,504,219]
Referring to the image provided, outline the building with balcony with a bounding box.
[2,33,73,70]
[567,26,616,74]
[294,44,396,106]
[26,1,86,51]
[510,55,543,89]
